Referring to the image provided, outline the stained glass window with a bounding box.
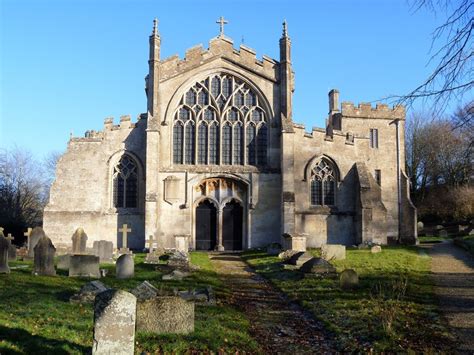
[209,124,219,165]
[185,123,195,164]
[234,123,243,165]
[173,123,183,164]
[222,124,232,165]
[246,125,256,166]
[113,155,138,208]
[257,124,267,166]
[310,159,337,206]
[198,124,208,164]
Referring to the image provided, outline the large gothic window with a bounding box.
[172,74,268,166]
[310,159,337,206]
[113,155,138,208]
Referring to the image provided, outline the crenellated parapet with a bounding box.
[341,102,405,120]
[159,36,279,82]
[70,113,147,142]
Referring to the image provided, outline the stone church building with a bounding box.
[44,19,417,251]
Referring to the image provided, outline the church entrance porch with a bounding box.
[193,178,247,251]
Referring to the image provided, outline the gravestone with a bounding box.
[93,290,136,355]
[57,254,70,270]
[300,257,337,277]
[439,229,448,238]
[92,240,114,263]
[69,255,100,278]
[6,234,16,261]
[144,236,164,264]
[33,236,56,276]
[340,269,359,290]
[71,228,88,254]
[278,249,299,261]
[118,224,131,252]
[131,281,159,301]
[116,254,134,279]
[321,244,346,261]
[175,235,190,253]
[70,280,109,304]
[282,233,307,252]
[0,231,10,274]
[417,221,424,231]
[28,227,46,258]
[371,245,382,254]
[287,251,313,266]
[162,270,190,281]
[168,250,190,269]
[136,296,194,334]
[266,242,282,256]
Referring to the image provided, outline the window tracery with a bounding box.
[172,73,268,166]
[113,155,138,208]
[310,159,336,206]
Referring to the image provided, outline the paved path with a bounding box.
[209,253,335,354]
[425,241,474,353]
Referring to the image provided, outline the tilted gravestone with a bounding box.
[131,281,159,301]
[287,251,313,266]
[92,240,114,263]
[93,290,136,355]
[70,280,109,304]
[340,269,359,290]
[136,296,194,334]
[28,227,46,258]
[71,228,88,254]
[0,231,10,274]
[33,235,56,276]
[6,234,16,261]
[69,255,100,278]
[300,257,337,277]
[116,254,134,279]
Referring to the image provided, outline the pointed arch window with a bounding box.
[310,159,337,206]
[172,73,269,167]
[113,155,138,208]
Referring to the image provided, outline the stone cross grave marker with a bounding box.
[145,236,158,252]
[0,230,10,274]
[23,227,32,246]
[118,224,131,250]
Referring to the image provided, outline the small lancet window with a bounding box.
[310,159,337,206]
[113,156,138,208]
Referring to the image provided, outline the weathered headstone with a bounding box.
[70,280,109,304]
[178,286,216,305]
[439,229,448,238]
[168,250,190,269]
[71,228,88,254]
[321,244,346,261]
[278,249,299,261]
[93,290,136,355]
[136,296,194,334]
[144,236,164,264]
[28,227,46,258]
[0,231,10,274]
[57,254,70,270]
[175,234,190,252]
[116,254,134,279]
[282,233,307,252]
[69,255,100,278]
[6,234,16,261]
[371,245,382,254]
[162,269,190,281]
[287,251,313,266]
[417,221,424,231]
[33,235,56,276]
[92,240,114,263]
[340,269,359,290]
[266,242,282,256]
[131,281,159,301]
[300,257,337,277]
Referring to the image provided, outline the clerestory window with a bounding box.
[172,73,268,166]
[113,155,138,208]
[310,159,336,206]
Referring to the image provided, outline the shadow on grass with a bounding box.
[0,325,90,355]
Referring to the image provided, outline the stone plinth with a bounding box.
[283,233,307,252]
[69,255,100,278]
[321,244,346,261]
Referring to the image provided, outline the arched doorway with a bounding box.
[195,200,217,250]
[222,200,243,250]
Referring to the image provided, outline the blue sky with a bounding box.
[0,0,454,158]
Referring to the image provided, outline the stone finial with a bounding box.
[282,20,288,37]
[152,18,159,36]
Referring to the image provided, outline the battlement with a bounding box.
[70,114,146,142]
[159,36,279,82]
[341,101,405,119]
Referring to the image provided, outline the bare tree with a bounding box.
[400,1,473,114]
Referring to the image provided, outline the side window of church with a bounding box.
[113,156,138,208]
[310,159,336,206]
[370,128,379,148]
[172,74,268,167]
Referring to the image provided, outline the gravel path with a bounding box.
[210,253,335,354]
[425,240,474,353]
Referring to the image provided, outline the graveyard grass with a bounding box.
[0,252,260,354]
[242,246,456,353]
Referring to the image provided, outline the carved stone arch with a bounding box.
[221,196,244,208]
[303,154,341,182]
[164,68,274,127]
[193,195,219,209]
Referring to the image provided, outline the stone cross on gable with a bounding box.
[216,16,228,37]
[118,224,131,249]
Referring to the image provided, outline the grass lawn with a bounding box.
[243,246,455,353]
[418,235,447,243]
[0,252,260,354]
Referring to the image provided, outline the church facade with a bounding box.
[43,19,417,251]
